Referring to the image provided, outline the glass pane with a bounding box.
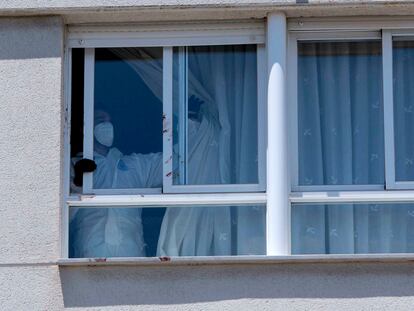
[69,205,266,258]
[92,48,162,190]
[172,45,259,186]
[393,40,414,181]
[298,41,384,186]
[292,203,414,254]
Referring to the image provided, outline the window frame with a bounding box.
[163,44,267,194]
[289,27,414,193]
[382,29,414,190]
[81,46,164,195]
[62,21,268,259]
[288,30,384,193]
[62,17,414,260]
[287,18,414,255]
[75,26,267,195]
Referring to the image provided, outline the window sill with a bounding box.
[58,254,414,266]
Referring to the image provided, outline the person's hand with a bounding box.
[73,159,97,187]
[188,95,204,120]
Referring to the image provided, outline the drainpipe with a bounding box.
[266,12,289,256]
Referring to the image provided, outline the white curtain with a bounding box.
[112,46,265,256]
[158,45,265,256]
[292,41,414,254]
[184,45,259,185]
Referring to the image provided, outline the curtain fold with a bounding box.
[111,46,264,256]
[158,45,265,256]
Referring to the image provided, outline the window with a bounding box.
[289,27,414,255]
[292,202,414,254]
[64,18,414,260]
[296,40,384,189]
[64,22,267,258]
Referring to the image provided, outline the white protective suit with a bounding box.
[70,113,229,257]
[70,148,162,258]
[157,116,233,256]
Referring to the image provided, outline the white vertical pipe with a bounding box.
[266,12,289,255]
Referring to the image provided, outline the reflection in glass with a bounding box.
[298,41,384,186]
[393,40,414,181]
[292,203,414,254]
[69,205,266,258]
[172,45,259,186]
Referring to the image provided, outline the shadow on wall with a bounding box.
[60,262,414,308]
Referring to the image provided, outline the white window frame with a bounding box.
[289,30,385,192]
[286,18,414,255]
[81,47,163,195]
[63,17,414,260]
[163,44,267,194]
[382,29,414,190]
[62,21,269,258]
[289,25,414,193]
[73,23,266,195]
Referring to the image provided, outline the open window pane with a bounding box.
[292,203,414,254]
[91,47,163,190]
[69,204,266,258]
[172,45,259,186]
[70,49,85,193]
[297,41,384,186]
[393,40,414,182]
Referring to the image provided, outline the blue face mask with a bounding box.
[94,122,114,147]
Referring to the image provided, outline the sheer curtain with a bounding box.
[158,45,264,256]
[292,41,414,254]
[112,46,265,256]
[177,45,259,185]
[297,41,384,187]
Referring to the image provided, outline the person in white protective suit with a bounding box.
[69,110,163,258]
[70,96,244,257]
[157,97,234,256]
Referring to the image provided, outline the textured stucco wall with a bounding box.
[1,1,414,22]
[0,16,63,264]
[3,262,414,310]
[58,263,414,310]
[0,16,65,311]
[2,266,64,310]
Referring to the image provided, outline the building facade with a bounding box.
[3,1,414,310]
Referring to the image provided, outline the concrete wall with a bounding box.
[2,1,414,23]
[0,16,63,265]
[0,16,65,310]
[4,262,414,310]
[0,0,408,10]
[59,263,414,310]
[1,12,414,311]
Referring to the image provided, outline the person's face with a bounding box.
[94,110,114,148]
